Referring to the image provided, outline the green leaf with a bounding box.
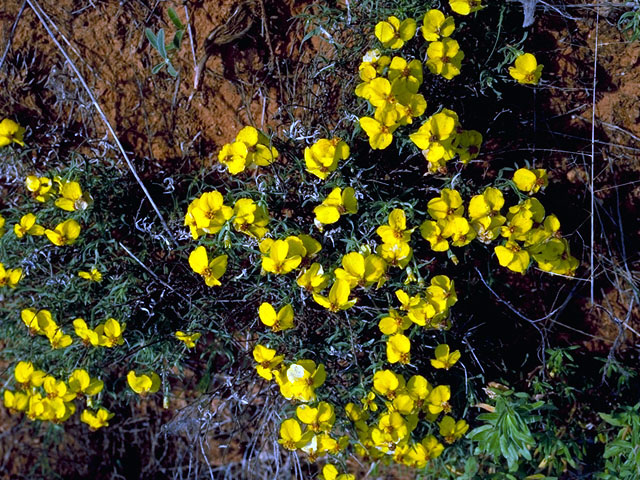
[168,7,184,29]
[172,29,185,50]
[166,62,178,77]
[157,29,167,58]
[599,412,624,427]
[145,28,157,49]
[151,62,165,74]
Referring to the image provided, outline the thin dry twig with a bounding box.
[589,2,600,306]
[26,0,175,245]
[0,0,27,71]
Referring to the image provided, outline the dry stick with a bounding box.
[0,0,27,71]
[590,3,599,306]
[26,0,174,245]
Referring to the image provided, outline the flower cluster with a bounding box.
[186,191,270,239]
[345,369,468,467]
[376,208,414,268]
[419,178,578,275]
[21,308,73,349]
[382,275,457,364]
[423,10,464,80]
[218,125,279,174]
[356,50,427,149]
[410,109,482,172]
[73,317,126,347]
[4,361,108,429]
[259,234,320,275]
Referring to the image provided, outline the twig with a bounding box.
[26,0,175,245]
[0,0,27,71]
[183,2,197,85]
[590,2,599,306]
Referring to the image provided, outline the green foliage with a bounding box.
[145,7,185,77]
[618,4,640,42]
[597,404,640,479]
[468,388,543,471]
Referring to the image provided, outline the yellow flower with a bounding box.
[377,208,414,246]
[421,9,455,41]
[252,344,284,381]
[426,38,464,80]
[420,220,449,251]
[25,176,53,202]
[44,219,81,246]
[373,369,405,399]
[509,53,543,85]
[374,16,417,49]
[0,118,26,147]
[377,241,413,268]
[296,401,335,433]
[387,334,411,364]
[3,390,29,413]
[188,246,228,287]
[0,263,22,289]
[14,361,46,388]
[258,302,294,332]
[96,318,125,347]
[261,239,301,275]
[296,263,330,292]
[513,167,548,194]
[21,308,56,336]
[430,344,461,369]
[175,331,201,348]
[278,418,313,451]
[275,361,326,402]
[408,435,444,468]
[218,141,249,174]
[47,328,73,350]
[427,188,464,220]
[127,370,161,395]
[54,179,93,211]
[312,279,356,312]
[456,129,483,163]
[439,415,469,443]
[359,106,401,150]
[78,268,103,282]
[379,309,411,335]
[14,213,45,238]
[449,0,484,15]
[81,407,114,430]
[427,385,451,414]
[334,251,387,288]
[410,110,458,168]
[388,57,423,94]
[232,198,270,239]
[495,241,530,274]
[313,187,358,227]
[304,137,350,180]
[188,191,233,234]
[73,318,101,346]
[236,126,279,167]
[0,215,5,237]
[68,369,104,398]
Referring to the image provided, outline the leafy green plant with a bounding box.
[468,388,543,472]
[597,403,640,479]
[618,4,640,42]
[144,7,185,77]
